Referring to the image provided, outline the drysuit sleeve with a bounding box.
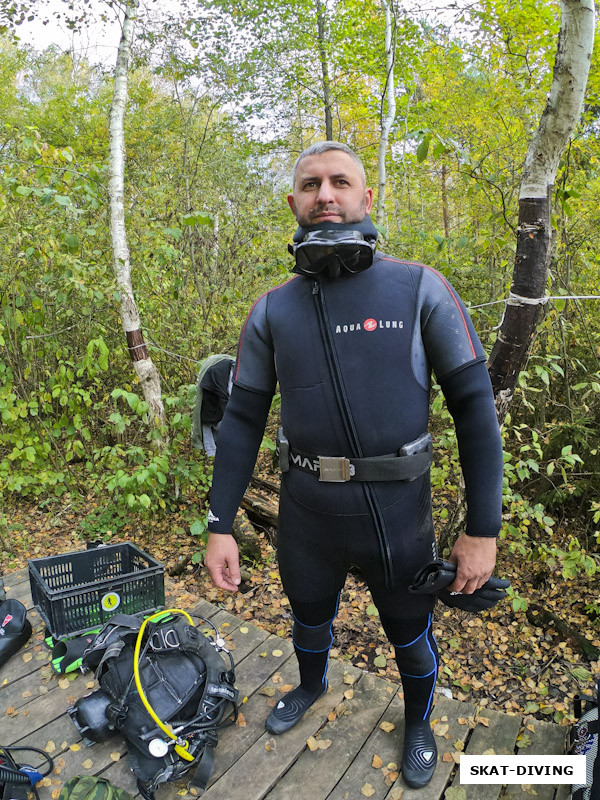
[206,385,272,533]
[207,292,276,534]
[417,267,487,383]
[439,360,503,538]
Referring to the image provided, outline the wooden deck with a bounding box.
[1,569,570,800]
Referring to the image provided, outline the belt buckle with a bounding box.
[318,456,352,482]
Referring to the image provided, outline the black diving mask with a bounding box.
[288,229,376,279]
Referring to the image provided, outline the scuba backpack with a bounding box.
[568,679,600,800]
[69,610,238,799]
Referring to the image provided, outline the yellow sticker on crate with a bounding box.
[101,592,121,611]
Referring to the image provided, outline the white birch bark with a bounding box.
[108,0,166,425]
[520,0,596,200]
[376,0,397,227]
[488,0,595,412]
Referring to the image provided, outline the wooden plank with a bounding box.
[503,718,568,800]
[378,697,478,800]
[326,690,404,800]
[1,668,92,742]
[1,569,30,590]
[450,708,522,800]
[201,659,361,800]
[0,620,51,687]
[266,671,397,800]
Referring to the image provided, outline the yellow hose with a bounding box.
[133,608,196,762]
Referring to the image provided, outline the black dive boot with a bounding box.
[265,681,327,735]
[402,718,437,788]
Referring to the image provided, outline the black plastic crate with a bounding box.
[28,543,165,639]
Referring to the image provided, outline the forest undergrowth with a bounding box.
[3,483,598,731]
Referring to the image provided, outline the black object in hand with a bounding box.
[409,558,510,612]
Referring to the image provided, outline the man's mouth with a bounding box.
[312,210,342,220]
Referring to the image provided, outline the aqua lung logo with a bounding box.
[335,318,404,334]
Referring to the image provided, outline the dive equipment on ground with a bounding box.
[58,776,134,800]
[28,543,164,640]
[69,609,238,799]
[0,599,32,668]
[46,629,100,674]
[568,678,600,800]
[0,745,54,800]
[276,429,433,482]
[290,228,376,279]
[409,559,510,611]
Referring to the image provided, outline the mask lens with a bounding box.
[292,230,374,277]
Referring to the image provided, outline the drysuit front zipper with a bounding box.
[312,279,395,590]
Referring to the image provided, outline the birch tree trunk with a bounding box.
[376,0,397,227]
[316,0,333,140]
[108,0,165,425]
[488,0,595,420]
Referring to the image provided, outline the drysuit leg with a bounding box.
[265,593,339,735]
[379,612,439,788]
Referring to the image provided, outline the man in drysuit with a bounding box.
[205,141,503,789]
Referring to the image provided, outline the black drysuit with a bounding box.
[208,249,503,729]
[208,252,502,611]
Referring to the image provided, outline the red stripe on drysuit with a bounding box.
[379,257,477,360]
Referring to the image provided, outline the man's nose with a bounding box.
[316,180,335,204]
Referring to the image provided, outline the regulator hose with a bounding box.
[133,609,196,763]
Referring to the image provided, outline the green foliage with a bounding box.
[0,2,599,585]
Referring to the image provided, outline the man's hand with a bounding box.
[448,534,497,595]
[205,533,241,592]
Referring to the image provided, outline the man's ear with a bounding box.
[287,194,296,216]
[365,187,373,214]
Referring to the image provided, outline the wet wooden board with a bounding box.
[0,571,571,800]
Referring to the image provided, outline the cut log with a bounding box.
[241,491,279,528]
[233,508,263,562]
[526,603,600,662]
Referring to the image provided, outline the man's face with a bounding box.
[287,151,373,227]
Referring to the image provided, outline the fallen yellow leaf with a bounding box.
[344,689,354,700]
[317,739,332,750]
[237,713,247,727]
[434,723,449,737]
[110,753,121,762]
[307,736,319,752]
[82,759,93,770]
[52,789,61,800]
[343,674,356,685]
[279,684,293,693]
[22,653,33,663]
[45,741,56,754]
[259,687,275,697]
[380,721,395,733]
[265,737,276,752]
[361,784,376,797]
[272,649,283,657]
[240,627,249,634]
[58,678,70,690]
[372,754,383,769]
[69,744,81,752]
[389,788,404,800]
